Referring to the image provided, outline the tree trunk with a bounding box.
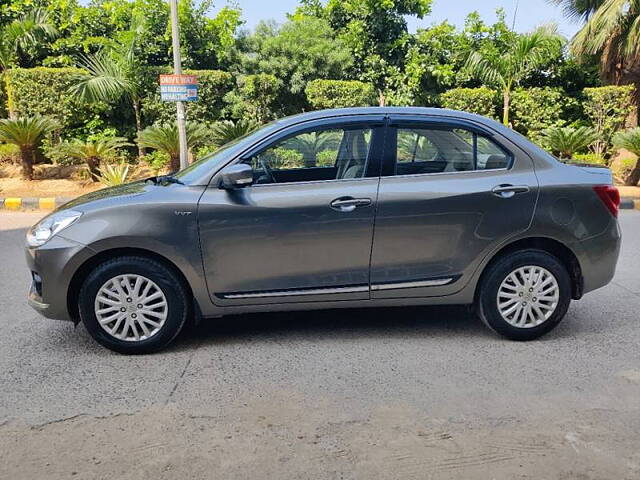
[133,99,146,158]
[86,156,101,182]
[170,154,180,173]
[625,158,640,186]
[378,90,386,107]
[502,90,510,127]
[20,146,34,180]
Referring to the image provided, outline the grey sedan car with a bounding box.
[25,108,621,354]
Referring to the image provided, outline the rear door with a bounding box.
[370,115,539,299]
[197,115,385,306]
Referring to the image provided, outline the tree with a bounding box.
[70,36,148,157]
[552,0,640,118]
[465,27,564,125]
[54,137,131,181]
[540,126,599,158]
[307,0,433,92]
[136,122,209,171]
[0,116,59,179]
[613,128,640,185]
[238,16,352,114]
[0,8,58,70]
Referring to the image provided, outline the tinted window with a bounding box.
[394,126,510,176]
[242,127,372,184]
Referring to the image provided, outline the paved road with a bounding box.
[1,211,639,479]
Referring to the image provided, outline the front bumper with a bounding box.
[25,235,96,321]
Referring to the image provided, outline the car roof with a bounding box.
[273,107,497,127]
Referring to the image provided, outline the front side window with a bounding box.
[394,126,511,176]
[241,127,372,185]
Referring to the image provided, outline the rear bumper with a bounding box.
[25,236,96,321]
[571,217,622,295]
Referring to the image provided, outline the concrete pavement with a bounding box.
[1,211,639,479]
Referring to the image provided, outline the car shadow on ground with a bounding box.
[171,305,494,351]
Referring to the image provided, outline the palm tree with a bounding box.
[551,0,640,110]
[137,122,210,172]
[0,8,58,71]
[613,128,640,185]
[465,27,563,126]
[70,37,147,157]
[540,126,599,158]
[210,120,259,148]
[0,116,59,180]
[55,137,131,181]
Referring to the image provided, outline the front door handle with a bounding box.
[491,185,530,198]
[330,197,372,212]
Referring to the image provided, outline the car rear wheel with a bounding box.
[79,256,189,354]
[477,249,571,341]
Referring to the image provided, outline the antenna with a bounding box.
[512,0,520,30]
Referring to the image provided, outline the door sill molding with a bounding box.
[218,285,368,300]
[371,277,455,291]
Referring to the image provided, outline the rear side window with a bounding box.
[394,126,511,176]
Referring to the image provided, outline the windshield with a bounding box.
[174,120,279,185]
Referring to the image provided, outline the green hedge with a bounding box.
[439,87,496,118]
[583,85,635,156]
[511,87,574,140]
[4,67,106,131]
[305,79,376,109]
[141,69,235,125]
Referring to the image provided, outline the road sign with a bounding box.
[159,74,198,102]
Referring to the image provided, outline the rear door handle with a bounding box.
[491,185,530,198]
[330,197,372,212]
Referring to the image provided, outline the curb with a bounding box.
[620,198,640,210]
[2,196,639,211]
[1,197,73,211]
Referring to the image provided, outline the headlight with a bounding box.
[26,210,83,247]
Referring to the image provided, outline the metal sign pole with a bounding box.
[169,0,189,170]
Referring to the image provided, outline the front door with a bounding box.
[198,119,384,306]
[370,116,539,299]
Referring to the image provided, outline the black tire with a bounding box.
[477,249,571,341]
[79,256,189,354]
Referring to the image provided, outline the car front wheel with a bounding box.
[477,249,572,341]
[79,256,189,354]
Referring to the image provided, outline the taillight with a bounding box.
[593,185,620,218]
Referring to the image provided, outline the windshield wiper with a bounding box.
[146,174,184,185]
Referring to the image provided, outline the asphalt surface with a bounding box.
[1,211,639,479]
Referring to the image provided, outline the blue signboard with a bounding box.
[160,84,198,102]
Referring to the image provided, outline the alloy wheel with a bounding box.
[94,274,168,342]
[496,266,560,328]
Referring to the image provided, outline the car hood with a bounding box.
[57,181,152,212]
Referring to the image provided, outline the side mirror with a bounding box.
[219,164,254,189]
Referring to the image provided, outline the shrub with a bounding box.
[572,152,607,165]
[439,87,497,118]
[584,85,635,157]
[142,69,234,125]
[53,137,131,181]
[98,162,130,187]
[136,122,210,172]
[510,87,572,140]
[305,80,376,110]
[225,73,282,123]
[0,143,20,163]
[540,126,598,159]
[613,128,640,185]
[210,119,260,148]
[0,116,60,180]
[4,68,106,132]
